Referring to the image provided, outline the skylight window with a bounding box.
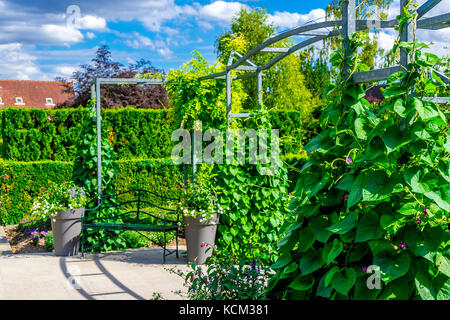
[45,98,54,105]
[15,97,24,105]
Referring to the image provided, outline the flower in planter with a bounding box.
[31,181,88,222]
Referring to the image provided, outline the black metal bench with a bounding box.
[81,189,180,263]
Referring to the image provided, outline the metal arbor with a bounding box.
[90,0,449,199]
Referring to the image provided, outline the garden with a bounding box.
[0,0,449,301]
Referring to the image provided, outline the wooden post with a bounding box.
[342,0,356,80]
[400,0,415,68]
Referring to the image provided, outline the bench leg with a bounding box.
[163,231,166,264]
[176,228,179,259]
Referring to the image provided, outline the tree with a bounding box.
[215,8,316,117]
[56,45,169,109]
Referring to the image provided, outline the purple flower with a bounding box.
[362,267,368,273]
[399,242,406,249]
[423,208,427,216]
[346,156,353,164]
[416,218,421,225]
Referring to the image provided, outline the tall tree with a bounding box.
[56,45,169,109]
[215,8,316,120]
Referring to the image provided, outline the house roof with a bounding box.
[0,80,74,109]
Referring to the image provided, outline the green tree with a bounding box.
[215,8,316,118]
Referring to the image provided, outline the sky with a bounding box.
[0,0,448,81]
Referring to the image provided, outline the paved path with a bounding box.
[0,247,189,300]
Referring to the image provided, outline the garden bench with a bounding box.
[81,189,180,264]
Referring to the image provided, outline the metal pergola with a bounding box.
[90,0,449,200]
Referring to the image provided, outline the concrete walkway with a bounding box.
[0,247,189,300]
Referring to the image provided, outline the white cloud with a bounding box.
[53,65,78,78]
[86,32,96,39]
[0,43,41,80]
[40,24,84,46]
[197,1,249,23]
[79,15,107,30]
[268,8,326,29]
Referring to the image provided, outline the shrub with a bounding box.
[45,231,54,251]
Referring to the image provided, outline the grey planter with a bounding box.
[183,214,219,264]
[50,208,84,256]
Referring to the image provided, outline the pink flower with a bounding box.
[399,242,406,249]
[362,267,368,273]
[201,242,207,248]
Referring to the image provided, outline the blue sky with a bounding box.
[0,0,447,81]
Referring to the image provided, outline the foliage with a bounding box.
[267,28,449,300]
[45,231,54,251]
[1,107,174,161]
[212,107,291,264]
[57,45,169,109]
[216,8,317,114]
[166,51,246,130]
[171,251,270,300]
[31,181,87,221]
[72,99,129,252]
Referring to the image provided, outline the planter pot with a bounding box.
[183,214,219,264]
[50,208,84,257]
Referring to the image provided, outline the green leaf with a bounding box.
[414,99,439,120]
[397,202,418,216]
[332,268,356,296]
[326,211,358,235]
[435,253,450,278]
[393,98,407,117]
[355,211,384,242]
[298,227,315,253]
[324,266,340,288]
[288,274,315,291]
[415,269,436,300]
[374,252,411,284]
[326,239,343,265]
[300,249,324,276]
[271,253,292,269]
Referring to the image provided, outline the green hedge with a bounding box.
[1,107,175,161]
[0,159,184,225]
[1,107,306,161]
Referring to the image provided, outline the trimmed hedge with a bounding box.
[1,107,175,161]
[0,159,184,225]
[1,107,306,161]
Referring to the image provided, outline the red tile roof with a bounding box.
[0,80,74,109]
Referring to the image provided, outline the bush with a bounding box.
[45,231,54,251]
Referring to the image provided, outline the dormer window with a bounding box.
[15,97,24,105]
[45,98,54,106]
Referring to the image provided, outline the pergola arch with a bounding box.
[91,0,449,199]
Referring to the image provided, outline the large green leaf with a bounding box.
[288,274,315,291]
[325,239,344,265]
[326,211,358,235]
[300,249,324,276]
[355,211,384,242]
[415,269,436,300]
[332,268,357,296]
[374,252,411,284]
